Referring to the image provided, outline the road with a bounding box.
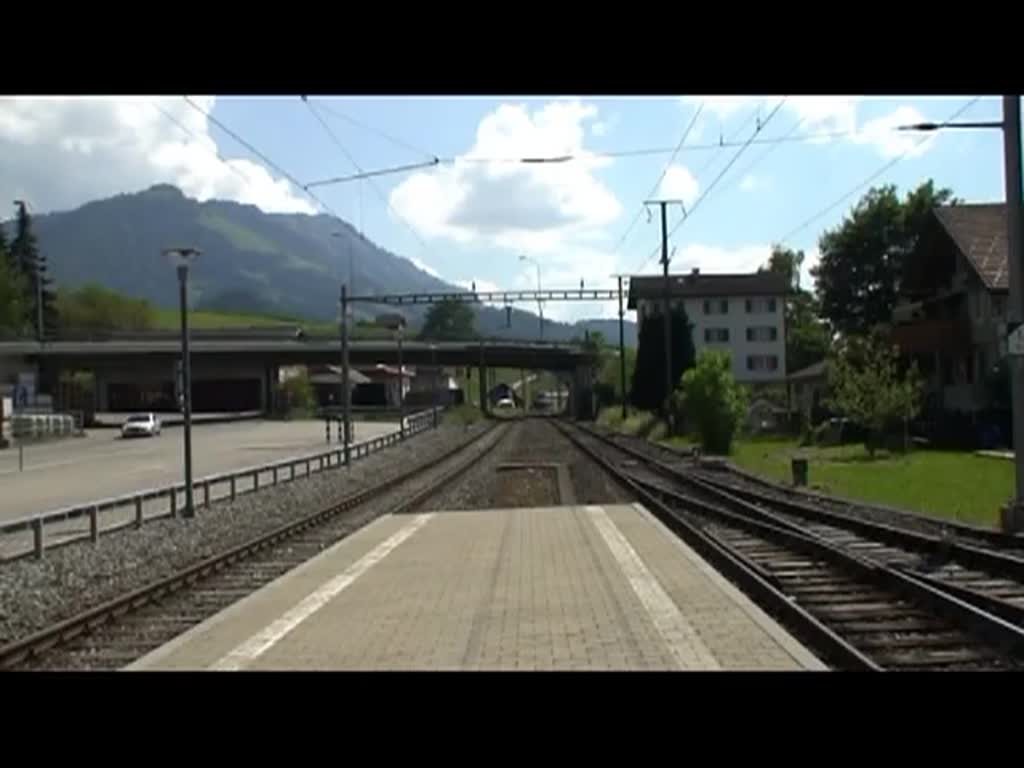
[0,419,398,523]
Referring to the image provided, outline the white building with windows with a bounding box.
[627,268,790,383]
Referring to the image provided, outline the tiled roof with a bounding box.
[627,271,790,308]
[934,204,1011,291]
[786,360,827,381]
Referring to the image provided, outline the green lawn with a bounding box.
[153,309,395,338]
[595,410,1012,528]
[717,437,1013,528]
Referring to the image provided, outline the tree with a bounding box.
[812,180,956,337]
[630,307,696,414]
[762,245,831,374]
[418,298,477,341]
[826,332,924,457]
[9,202,58,337]
[56,284,157,332]
[0,242,27,333]
[676,349,749,454]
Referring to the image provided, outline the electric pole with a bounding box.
[613,274,629,421]
[644,199,685,417]
[1003,96,1024,515]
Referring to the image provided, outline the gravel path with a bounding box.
[0,423,488,646]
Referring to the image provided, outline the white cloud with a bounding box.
[679,96,942,159]
[409,256,441,279]
[673,243,773,275]
[739,174,758,191]
[658,165,700,207]
[852,106,936,158]
[0,96,315,216]
[456,278,504,307]
[390,100,621,246]
[591,113,619,137]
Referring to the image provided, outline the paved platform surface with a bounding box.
[129,503,826,671]
[0,419,398,523]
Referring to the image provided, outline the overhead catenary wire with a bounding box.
[774,95,983,246]
[180,96,337,218]
[441,128,864,164]
[301,96,434,256]
[631,97,788,274]
[610,101,705,256]
[311,98,440,163]
[150,101,253,186]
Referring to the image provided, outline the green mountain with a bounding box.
[8,184,637,344]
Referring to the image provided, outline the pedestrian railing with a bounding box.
[0,408,439,561]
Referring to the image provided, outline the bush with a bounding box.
[443,404,483,426]
[679,350,748,454]
[276,371,315,416]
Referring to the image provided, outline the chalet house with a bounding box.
[891,203,1012,415]
[627,268,791,383]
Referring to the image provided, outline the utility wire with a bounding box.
[301,96,433,255]
[631,98,788,274]
[150,101,253,186]
[442,129,860,164]
[180,96,336,217]
[311,98,439,162]
[611,101,704,256]
[775,96,982,246]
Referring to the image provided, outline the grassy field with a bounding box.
[595,407,1012,527]
[722,438,1013,527]
[153,309,394,338]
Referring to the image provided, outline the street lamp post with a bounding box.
[899,97,1023,528]
[164,247,201,519]
[431,343,439,428]
[339,284,351,467]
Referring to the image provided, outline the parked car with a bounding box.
[121,412,162,438]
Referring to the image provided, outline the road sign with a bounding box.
[1008,324,1024,356]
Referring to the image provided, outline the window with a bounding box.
[705,328,729,343]
[746,355,780,372]
[703,300,729,315]
[993,295,1007,320]
[746,326,778,342]
[746,297,778,314]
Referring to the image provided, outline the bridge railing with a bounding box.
[0,408,438,563]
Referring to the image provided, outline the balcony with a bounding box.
[890,318,972,357]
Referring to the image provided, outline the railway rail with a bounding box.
[559,421,1024,671]
[589,425,1024,552]
[580,424,1024,628]
[0,422,510,671]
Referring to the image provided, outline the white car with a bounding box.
[121,412,162,438]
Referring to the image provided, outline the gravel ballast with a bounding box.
[0,422,489,646]
[423,419,636,511]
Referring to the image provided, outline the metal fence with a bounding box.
[0,408,438,561]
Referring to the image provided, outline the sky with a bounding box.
[0,94,1014,323]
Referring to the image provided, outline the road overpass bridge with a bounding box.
[0,331,600,419]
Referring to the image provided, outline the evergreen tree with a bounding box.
[629,306,696,412]
[9,202,58,337]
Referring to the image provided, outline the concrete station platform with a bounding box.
[128,503,826,672]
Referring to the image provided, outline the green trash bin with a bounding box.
[791,457,808,487]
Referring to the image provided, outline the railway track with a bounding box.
[1,422,510,671]
[559,421,1024,671]
[580,424,1024,628]
[590,424,1024,553]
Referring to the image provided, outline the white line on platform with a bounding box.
[585,505,722,671]
[208,513,435,672]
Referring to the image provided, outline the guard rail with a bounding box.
[0,408,439,561]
